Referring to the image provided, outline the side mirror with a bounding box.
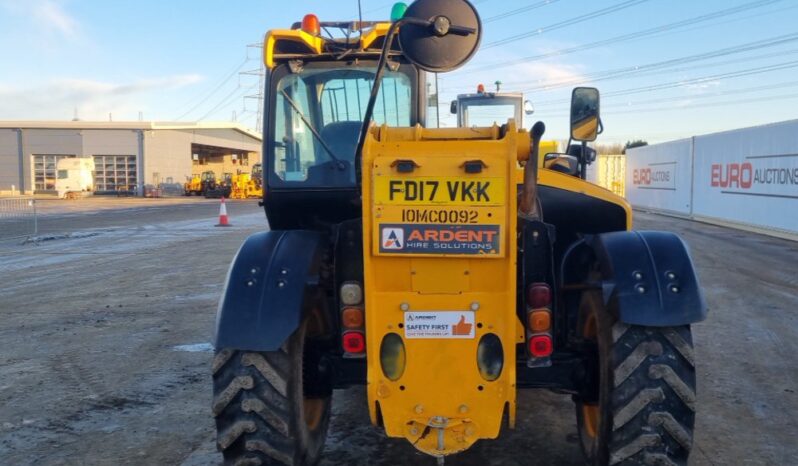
[398,0,482,73]
[570,87,600,142]
[543,153,579,176]
[450,100,458,114]
[523,100,535,115]
[567,144,596,164]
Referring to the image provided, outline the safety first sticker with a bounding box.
[379,224,501,255]
[404,311,475,339]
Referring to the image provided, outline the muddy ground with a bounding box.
[0,199,796,465]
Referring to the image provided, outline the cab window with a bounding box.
[272,67,413,186]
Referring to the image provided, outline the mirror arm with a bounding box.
[448,24,477,35]
[355,4,480,190]
[579,141,588,180]
[354,19,405,189]
[401,17,433,27]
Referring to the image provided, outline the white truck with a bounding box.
[56,158,95,199]
[450,84,535,128]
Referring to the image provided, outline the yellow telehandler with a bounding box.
[212,2,706,465]
[230,163,264,199]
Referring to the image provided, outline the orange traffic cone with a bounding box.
[216,197,231,227]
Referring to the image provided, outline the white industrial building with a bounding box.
[0,121,262,196]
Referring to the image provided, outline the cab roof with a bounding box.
[263,21,402,69]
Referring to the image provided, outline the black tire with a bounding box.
[212,321,331,466]
[575,290,696,466]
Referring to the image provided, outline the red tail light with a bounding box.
[526,283,551,308]
[342,331,365,353]
[529,335,553,358]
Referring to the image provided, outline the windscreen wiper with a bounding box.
[279,89,346,169]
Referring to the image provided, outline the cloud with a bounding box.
[0,75,204,120]
[0,0,80,41]
[34,1,79,39]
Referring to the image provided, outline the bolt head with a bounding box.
[433,15,451,36]
[400,302,410,312]
[414,404,424,414]
[458,404,468,414]
[470,302,480,311]
[670,286,680,293]
[633,271,643,281]
[666,272,676,280]
[636,285,646,294]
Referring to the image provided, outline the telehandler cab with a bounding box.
[213,1,707,465]
[450,83,535,128]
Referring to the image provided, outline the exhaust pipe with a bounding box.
[519,121,546,220]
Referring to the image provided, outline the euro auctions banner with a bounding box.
[692,120,798,234]
[625,138,693,215]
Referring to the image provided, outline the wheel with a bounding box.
[212,320,332,466]
[575,290,696,466]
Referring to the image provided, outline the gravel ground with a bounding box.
[0,199,796,465]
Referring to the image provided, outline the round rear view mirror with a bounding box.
[398,0,482,73]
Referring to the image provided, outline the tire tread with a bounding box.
[608,324,696,466]
[212,351,298,466]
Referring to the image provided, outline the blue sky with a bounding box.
[1,0,797,144]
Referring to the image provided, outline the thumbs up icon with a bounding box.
[452,315,473,336]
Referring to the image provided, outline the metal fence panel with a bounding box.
[692,120,798,235]
[626,138,694,215]
[0,198,37,240]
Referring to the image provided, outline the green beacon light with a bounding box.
[391,2,408,22]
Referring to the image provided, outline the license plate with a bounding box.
[374,176,505,206]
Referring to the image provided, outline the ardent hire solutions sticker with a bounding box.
[379,224,500,255]
[404,311,476,339]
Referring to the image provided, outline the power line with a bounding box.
[197,85,256,121]
[520,32,798,92]
[483,0,655,50]
[472,0,784,70]
[533,59,798,105]
[173,57,249,120]
[544,79,798,116]
[449,32,798,94]
[595,91,798,116]
[484,0,562,23]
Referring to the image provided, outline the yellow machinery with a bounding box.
[361,122,525,454]
[211,2,706,465]
[230,163,264,199]
[184,170,216,196]
[183,174,201,196]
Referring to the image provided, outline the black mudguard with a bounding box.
[214,230,325,351]
[589,231,707,326]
